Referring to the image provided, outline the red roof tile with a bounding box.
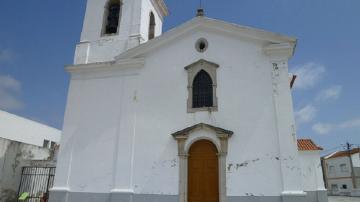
[297,139,323,151]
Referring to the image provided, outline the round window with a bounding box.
[195,38,208,53]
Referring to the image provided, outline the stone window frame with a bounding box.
[171,123,233,202]
[185,59,219,113]
[195,38,209,53]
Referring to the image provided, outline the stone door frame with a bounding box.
[171,123,233,202]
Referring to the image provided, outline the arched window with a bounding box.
[192,70,213,108]
[148,12,156,40]
[104,0,122,35]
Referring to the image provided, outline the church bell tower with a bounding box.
[74,0,168,64]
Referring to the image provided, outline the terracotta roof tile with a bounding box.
[297,139,323,151]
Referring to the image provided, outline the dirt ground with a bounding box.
[329,196,360,202]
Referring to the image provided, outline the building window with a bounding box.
[185,59,219,113]
[103,0,122,35]
[331,184,338,191]
[50,141,56,149]
[342,184,347,189]
[340,164,348,172]
[329,165,335,173]
[148,12,156,40]
[192,70,213,108]
[43,140,50,148]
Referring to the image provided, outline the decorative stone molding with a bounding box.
[151,0,169,18]
[184,59,219,113]
[263,43,295,60]
[171,123,233,202]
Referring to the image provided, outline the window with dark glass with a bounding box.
[105,0,121,34]
[148,12,156,40]
[50,141,56,149]
[192,70,213,108]
[43,140,50,148]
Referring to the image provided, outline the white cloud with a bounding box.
[312,123,334,135]
[0,75,24,110]
[316,85,342,102]
[292,62,326,89]
[339,119,360,129]
[312,118,360,135]
[0,49,15,63]
[295,104,317,124]
[0,75,21,92]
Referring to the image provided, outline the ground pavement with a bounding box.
[329,196,360,202]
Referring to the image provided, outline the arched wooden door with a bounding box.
[188,140,219,202]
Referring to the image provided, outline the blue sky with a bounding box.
[0,0,359,153]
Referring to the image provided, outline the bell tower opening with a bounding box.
[75,0,168,64]
[103,0,122,35]
[148,12,156,40]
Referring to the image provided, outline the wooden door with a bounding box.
[188,140,219,202]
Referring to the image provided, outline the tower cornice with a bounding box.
[151,0,169,18]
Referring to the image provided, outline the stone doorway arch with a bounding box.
[171,123,233,202]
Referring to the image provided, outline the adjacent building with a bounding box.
[0,110,61,201]
[297,139,327,202]
[0,110,61,148]
[323,148,360,196]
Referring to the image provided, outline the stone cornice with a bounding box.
[263,42,296,60]
[65,58,145,74]
[171,123,233,139]
[184,59,219,70]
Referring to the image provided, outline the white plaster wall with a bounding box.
[131,30,287,196]
[0,110,61,147]
[55,28,301,197]
[298,151,325,191]
[351,153,360,167]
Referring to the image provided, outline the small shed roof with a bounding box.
[297,139,323,151]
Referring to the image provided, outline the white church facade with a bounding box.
[50,0,327,202]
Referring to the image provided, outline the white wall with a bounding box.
[54,27,301,197]
[351,152,360,167]
[298,151,325,191]
[326,157,352,179]
[0,110,61,148]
